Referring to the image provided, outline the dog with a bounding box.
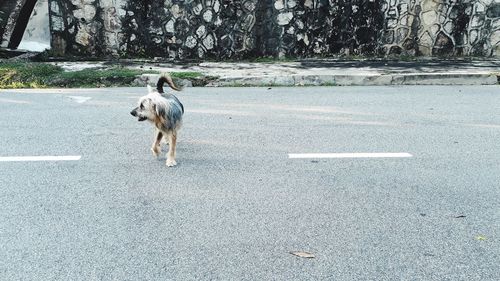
[130,74,184,167]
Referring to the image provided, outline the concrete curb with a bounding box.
[210,73,498,86]
[137,73,498,87]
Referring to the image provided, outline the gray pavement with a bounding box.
[53,59,500,86]
[0,86,499,280]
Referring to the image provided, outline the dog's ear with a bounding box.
[153,102,168,128]
[153,102,166,117]
[147,85,154,93]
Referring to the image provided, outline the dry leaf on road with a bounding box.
[290,251,315,258]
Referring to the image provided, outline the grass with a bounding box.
[52,68,157,88]
[170,71,202,79]
[320,81,337,86]
[247,56,298,63]
[0,62,62,88]
[0,62,160,89]
[0,62,209,88]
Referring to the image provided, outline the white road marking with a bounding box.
[66,96,92,103]
[288,153,413,159]
[0,156,82,162]
[463,123,500,129]
[0,98,31,104]
[188,108,255,116]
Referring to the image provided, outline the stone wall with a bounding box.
[1,0,26,48]
[44,0,500,58]
[261,0,384,57]
[121,0,259,59]
[18,0,50,51]
[381,0,500,57]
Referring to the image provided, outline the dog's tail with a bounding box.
[156,73,182,93]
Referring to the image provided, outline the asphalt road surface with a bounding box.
[1,86,499,280]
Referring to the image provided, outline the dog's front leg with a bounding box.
[166,132,177,167]
[151,130,163,157]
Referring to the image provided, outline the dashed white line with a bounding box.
[66,96,92,103]
[0,156,82,162]
[0,98,31,104]
[288,153,413,159]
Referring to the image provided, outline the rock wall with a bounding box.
[0,0,26,48]
[18,0,51,52]
[48,0,126,56]
[261,0,384,57]
[45,0,500,58]
[121,0,259,59]
[381,0,500,57]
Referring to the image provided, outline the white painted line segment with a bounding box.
[0,156,82,162]
[67,96,92,103]
[288,153,413,159]
[0,98,31,104]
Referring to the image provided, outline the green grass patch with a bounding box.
[170,71,203,79]
[248,56,297,63]
[0,62,208,88]
[0,62,159,88]
[320,81,337,86]
[0,62,63,88]
[51,68,156,88]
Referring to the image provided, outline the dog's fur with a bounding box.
[130,74,184,167]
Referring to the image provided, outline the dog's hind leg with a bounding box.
[151,130,163,157]
[166,131,177,167]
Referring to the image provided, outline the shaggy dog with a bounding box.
[130,74,184,167]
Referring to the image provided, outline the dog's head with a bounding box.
[130,86,166,122]
[130,97,152,122]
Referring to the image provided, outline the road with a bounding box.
[1,86,499,280]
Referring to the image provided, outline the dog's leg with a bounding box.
[151,130,163,157]
[166,131,177,167]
